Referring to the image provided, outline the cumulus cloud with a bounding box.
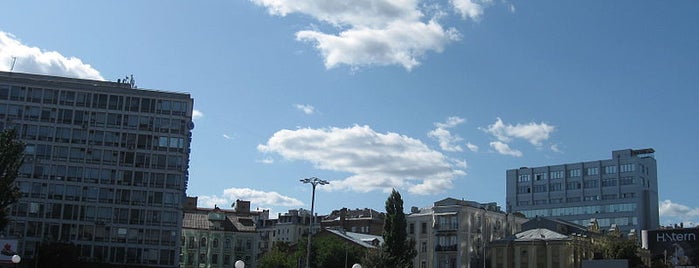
[258,125,462,195]
[428,116,465,152]
[659,200,699,227]
[251,0,468,70]
[466,142,479,152]
[294,104,316,115]
[482,117,555,146]
[489,141,522,157]
[199,188,304,208]
[451,0,488,20]
[0,31,103,80]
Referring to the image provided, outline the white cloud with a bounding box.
[258,157,274,164]
[294,104,316,115]
[251,0,463,70]
[258,125,463,195]
[0,31,103,80]
[451,0,486,20]
[192,110,204,120]
[550,144,562,153]
[428,116,465,152]
[482,117,555,146]
[199,188,304,208]
[489,141,522,157]
[508,3,516,13]
[466,142,479,152]
[222,134,233,140]
[659,200,699,227]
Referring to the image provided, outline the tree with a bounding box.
[258,242,302,268]
[313,235,364,268]
[593,233,645,268]
[381,189,417,268]
[0,128,24,230]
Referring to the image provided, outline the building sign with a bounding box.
[643,229,699,267]
[0,239,18,263]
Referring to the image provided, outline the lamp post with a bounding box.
[351,264,362,268]
[300,177,329,268]
[11,254,20,267]
[234,260,245,268]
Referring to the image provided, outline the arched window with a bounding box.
[200,237,207,247]
[213,238,219,248]
[189,236,196,248]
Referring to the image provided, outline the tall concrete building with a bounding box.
[506,148,659,236]
[0,71,193,267]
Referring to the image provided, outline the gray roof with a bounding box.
[510,228,569,241]
[323,229,383,249]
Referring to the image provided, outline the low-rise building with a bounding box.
[321,208,385,236]
[407,198,526,268]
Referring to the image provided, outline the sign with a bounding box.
[0,239,18,263]
[643,229,699,267]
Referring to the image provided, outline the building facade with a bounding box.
[180,199,264,268]
[0,71,194,267]
[321,208,385,236]
[488,228,594,268]
[506,149,659,236]
[407,198,527,268]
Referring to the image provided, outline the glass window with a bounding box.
[604,166,618,174]
[586,167,599,176]
[568,169,581,177]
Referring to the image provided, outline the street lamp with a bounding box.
[352,264,362,268]
[300,177,329,268]
[11,255,20,267]
[234,260,245,268]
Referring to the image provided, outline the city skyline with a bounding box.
[1,1,698,226]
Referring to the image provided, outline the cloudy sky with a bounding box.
[1,0,698,226]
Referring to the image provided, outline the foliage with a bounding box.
[380,189,417,268]
[258,242,302,268]
[593,234,645,267]
[362,247,392,268]
[0,128,24,230]
[313,235,364,268]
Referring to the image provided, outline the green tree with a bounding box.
[258,242,302,268]
[313,235,364,268]
[0,128,24,230]
[593,233,645,268]
[381,189,417,268]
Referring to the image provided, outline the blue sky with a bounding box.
[1,1,698,226]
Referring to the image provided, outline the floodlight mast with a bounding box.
[300,177,329,268]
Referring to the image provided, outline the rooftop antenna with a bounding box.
[10,57,17,71]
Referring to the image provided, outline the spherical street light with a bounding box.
[234,260,245,268]
[300,177,329,268]
[352,264,362,268]
[11,254,21,264]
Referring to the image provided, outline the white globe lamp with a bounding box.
[11,254,21,264]
[352,264,362,268]
[234,260,245,268]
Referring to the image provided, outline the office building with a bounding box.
[0,71,194,267]
[506,148,659,237]
[407,198,526,268]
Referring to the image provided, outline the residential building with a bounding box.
[506,149,659,236]
[321,208,385,236]
[0,71,194,267]
[407,198,527,268]
[273,209,323,245]
[181,198,265,268]
[488,227,594,268]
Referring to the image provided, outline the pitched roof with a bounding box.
[509,228,569,241]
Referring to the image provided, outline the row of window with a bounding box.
[569,217,639,228]
[517,179,638,194]
[11,201,180,227]
[517,164,640,182]
[519,192,637,206]
[16,181,182,207]
[19,164,184,189]
[519,203,636,218]
[0,84,189,116]
[183,236,252,251]
[22,144,186,171]
[0,104,190,135]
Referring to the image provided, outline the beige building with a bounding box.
[407,198,527,268]
[488,228,593,268]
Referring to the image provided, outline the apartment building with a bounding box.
[407,198,526,268]
[0,71,193,267]
[506,148,659,237]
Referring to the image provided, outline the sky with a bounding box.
[1,1,698,226]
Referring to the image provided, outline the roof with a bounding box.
[322,229,383,249]
[508,228,569,241]
[182,212,257,232]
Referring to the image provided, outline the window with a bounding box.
[550,170,564,179]
[517,200,530,206]
[533,199,547,205]
[602,178,617,187]
[409,223,414,234]
[621,193,635,199]
[517,174,530,182]
[568,169,581,177]
[550,198,563,204]
[566,182,581,190]
[620,163,635,173]
[586,167,599,176]
[566,197,581,203]
[421,241,427,252]
[583,195,600,201]
[604,165,617,174]
[583,180,598,188]
[602,194,617,200]
[549,183,562,191]
[517,186,530,194]
[421,222,427,234]
[534,173,547,181]
[619,177,635,185]
[200,237,207,248]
